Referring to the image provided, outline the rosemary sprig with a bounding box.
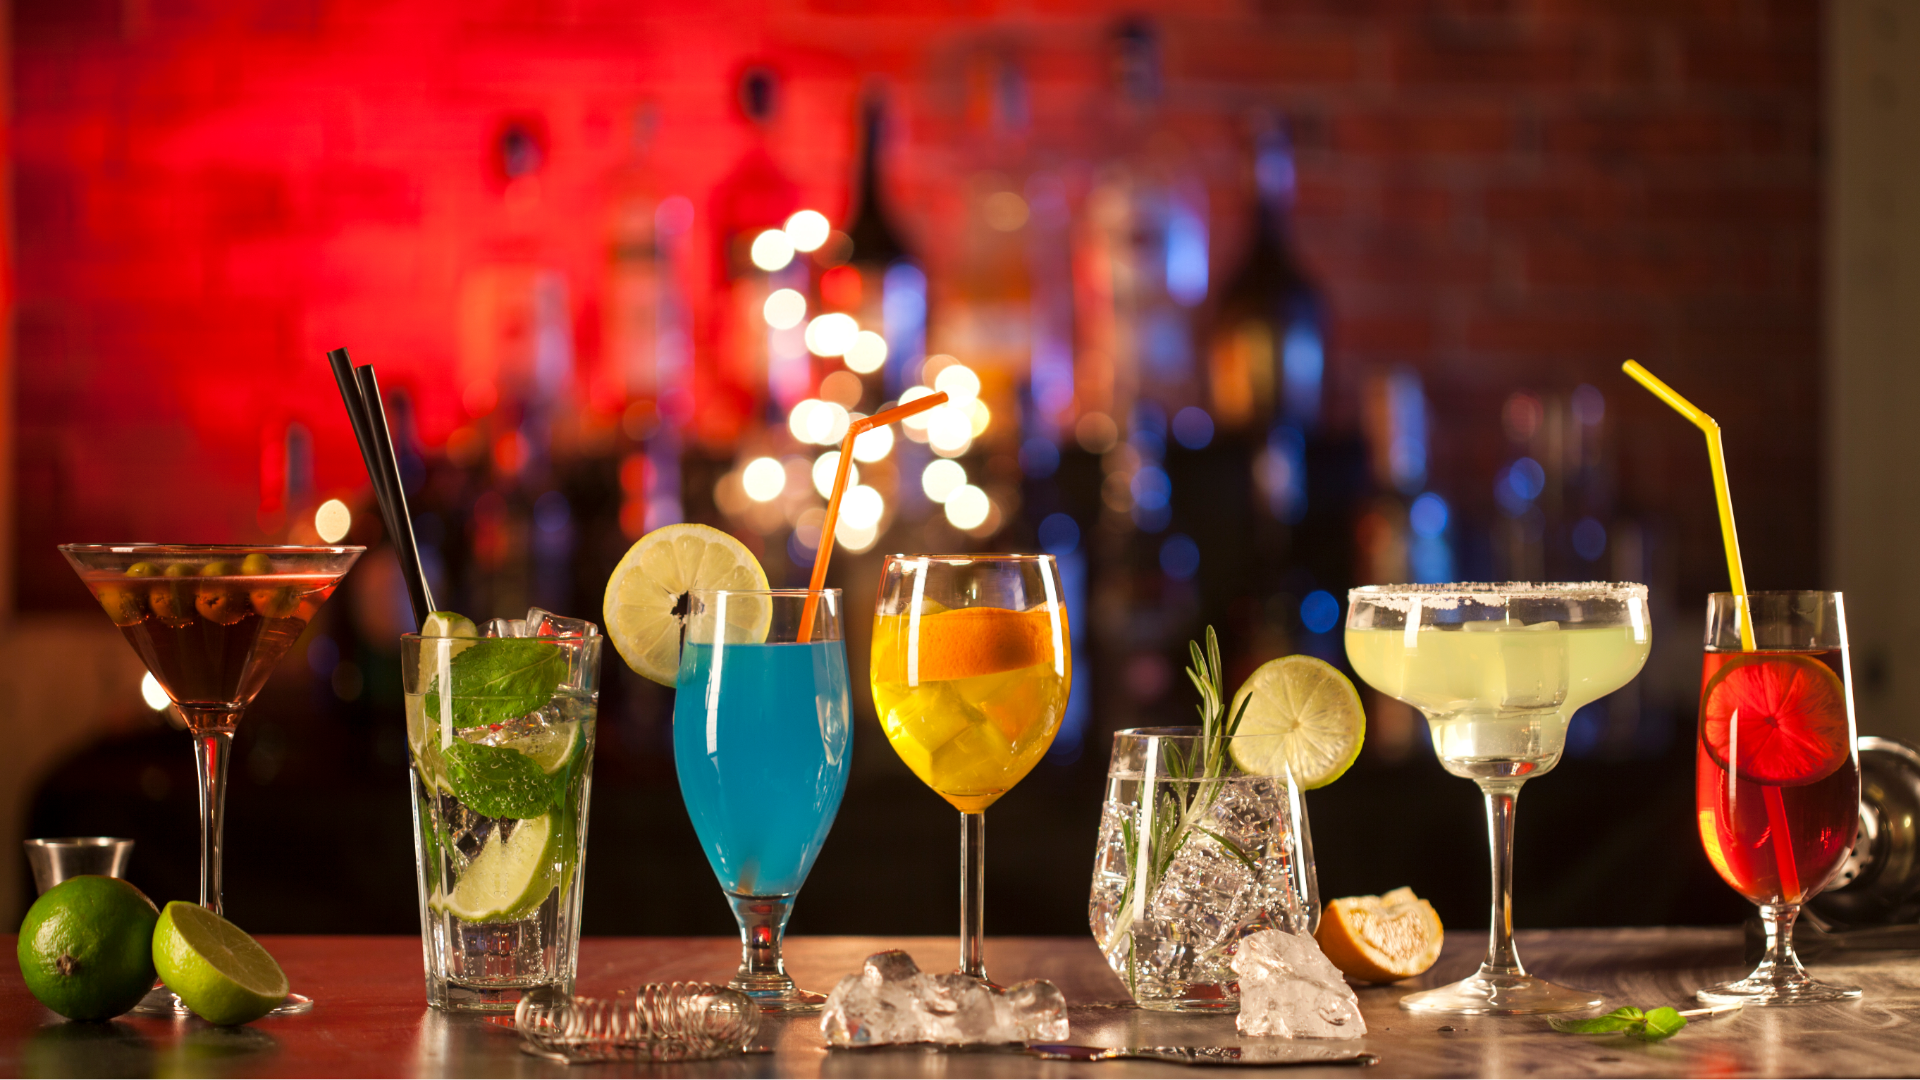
[1107,627,1259,997]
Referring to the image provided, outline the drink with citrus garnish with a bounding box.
[671,588,851,1012]
[1693,591,1862,1006]
[873,554,1070,984]
[402,621,600,1013]
[1345,622,1650,781]
[1696,648,1859,905]
[870,606,1068,811]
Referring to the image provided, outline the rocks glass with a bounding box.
[1089,727,1319,1010]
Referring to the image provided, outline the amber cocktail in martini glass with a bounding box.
[60,543,363,1015]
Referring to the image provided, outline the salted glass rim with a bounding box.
[1349,581,1647,610]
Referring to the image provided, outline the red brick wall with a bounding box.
[12,0,1819,605]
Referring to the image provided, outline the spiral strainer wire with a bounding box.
[515,982,760,1063]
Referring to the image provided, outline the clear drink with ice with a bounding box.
[402,612,601,1012]
[1088,727,1316,1011]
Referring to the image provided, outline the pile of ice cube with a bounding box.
[1230,929,1366,1039]
[821,951,1069,1047]
[485,607,600,640]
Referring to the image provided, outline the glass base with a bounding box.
[133,985,314,1017]
[1698,973,1862,1007]
[728,973,826,1014]
[429,978,568,1014]
[1401,970,1604,1016]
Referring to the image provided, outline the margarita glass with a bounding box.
[1345,581,1649,1015]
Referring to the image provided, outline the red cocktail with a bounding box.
[1694,591,1862,1006]
[1696,649,1860,905]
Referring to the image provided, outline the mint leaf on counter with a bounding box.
[1551,1006,1689,1042]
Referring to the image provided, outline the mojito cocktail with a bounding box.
[403,621,600,1012]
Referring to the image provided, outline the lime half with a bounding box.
[602,523,770,687]
[152,902,288,1026]
[434,813,558,923]
[1227,655,1366,788]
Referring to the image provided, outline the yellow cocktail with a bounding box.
[872,606,1070,812]
[871,553,1071,984]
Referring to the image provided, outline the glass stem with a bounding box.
[960,811,987,980]
[193,731,232,916]
[1479,782,1525,979]
[725,894,796,996]
[1754,903,1807,983]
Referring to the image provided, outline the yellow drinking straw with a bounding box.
[1622,360,1799,898]
[1620,360,1753,650]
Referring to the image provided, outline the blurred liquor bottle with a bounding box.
[600,102,690,559]
[841,94,926,408]
[707,68,801,453]
[1202,118,1369,682]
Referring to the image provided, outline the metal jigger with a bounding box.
[24,837,134,893]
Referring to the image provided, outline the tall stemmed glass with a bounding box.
[872,554,1070,984]
[1695,591,1861,1005]
[60,543,364,1015]
[1345,582,1649,1014]
[672,589,852,1012]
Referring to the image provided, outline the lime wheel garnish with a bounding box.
[1701,654,1849,786]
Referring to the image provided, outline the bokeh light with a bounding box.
[933,363,981,405]
[812,451,856,498]
[750,228,795,271]
[784,209,830,252]
[140,671,169,711]
[927,406,973,456]
[921,458,967,503]
[315,498,352,543]
[840,484,884,529]
[805,312,859,357]
[851,422,894,463]
[763,288,807,329]
[944,484,990,530]
[742,456,787,502]
[844,330,888,374]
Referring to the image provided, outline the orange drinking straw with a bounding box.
[1622,360,1801,898]
[797,391,950,643]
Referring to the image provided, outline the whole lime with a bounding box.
[17,876,160,1021]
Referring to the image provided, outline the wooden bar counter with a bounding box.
[0,929,1914,1077]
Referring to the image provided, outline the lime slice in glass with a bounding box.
[1227,655,1366,788]
[433,813,557,923]
[152,902,289,1026]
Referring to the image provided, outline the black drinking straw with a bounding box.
[326,348,393,522]
[325,348,433,628]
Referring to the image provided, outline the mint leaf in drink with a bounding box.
[1550,1006,1689,1042]
[443,740,560,820]
[425,639,567,729]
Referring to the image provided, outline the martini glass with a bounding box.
[60,543,363,1016]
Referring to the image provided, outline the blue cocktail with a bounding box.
[671,588,850,1012]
